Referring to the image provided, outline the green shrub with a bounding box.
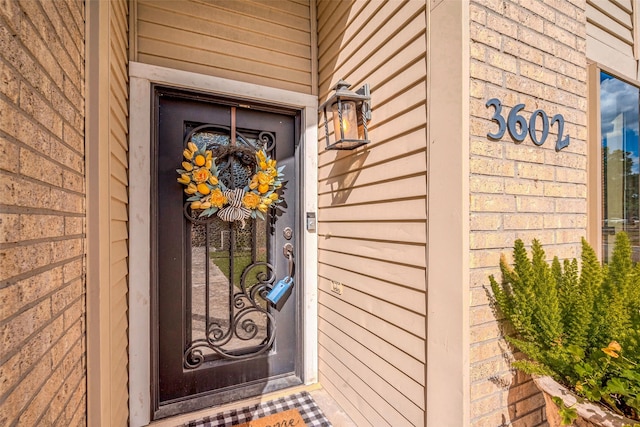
[489,233,639,423]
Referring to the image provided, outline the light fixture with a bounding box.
[319,80,372,150]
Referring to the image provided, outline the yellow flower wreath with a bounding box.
[177,141,285,221]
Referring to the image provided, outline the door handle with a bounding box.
[283,243,294,278]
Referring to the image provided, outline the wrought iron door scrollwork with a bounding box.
[181,123,279,368]
[184,255,277,367]
[256,131,276,152]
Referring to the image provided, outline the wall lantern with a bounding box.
[319,80,372,150]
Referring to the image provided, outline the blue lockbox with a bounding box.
[266,277,293,305]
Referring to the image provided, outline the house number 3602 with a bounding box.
[486,98,570,151]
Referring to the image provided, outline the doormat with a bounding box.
[182,391,332,427]
[233,408,305,427]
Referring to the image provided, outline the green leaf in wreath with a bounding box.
[198,207,218,218]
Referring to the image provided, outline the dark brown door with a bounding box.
[152,87,301,419]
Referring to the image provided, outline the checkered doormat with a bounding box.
[182,391,332,427]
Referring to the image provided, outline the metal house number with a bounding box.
[486,98,570,151]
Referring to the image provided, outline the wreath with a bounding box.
[176,141,284,225]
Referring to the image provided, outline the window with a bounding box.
[600,72,640,261]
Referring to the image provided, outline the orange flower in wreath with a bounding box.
[210,189,227,208]
[242,192,261,209]
[192,167,210,183]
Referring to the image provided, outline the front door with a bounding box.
[152,87,302,419]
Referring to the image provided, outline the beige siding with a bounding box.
[87,0,130,425]
[110,1,130,424]
[134,0,313,94]
[317,1,427,426]
[587,0,637,78]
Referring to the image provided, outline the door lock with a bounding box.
[283,227,293,240]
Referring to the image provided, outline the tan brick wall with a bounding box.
[469,0,587,425]
[0,0,86,425]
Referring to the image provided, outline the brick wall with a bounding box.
[468,0,588,425]
[0,0,86,425]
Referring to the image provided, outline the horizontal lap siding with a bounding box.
[135,0,313,94]
[317,1,427,426]
[586,0,636,78]
[587,0,633,47]
[110,1,130,425]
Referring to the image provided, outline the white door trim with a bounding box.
[128,62,318,426]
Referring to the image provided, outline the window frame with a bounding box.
[588,62,640,260]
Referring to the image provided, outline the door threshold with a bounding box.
[146,383,324,427]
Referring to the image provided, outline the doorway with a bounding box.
[152,87,303,419]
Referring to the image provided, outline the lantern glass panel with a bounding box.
[332,101,358,141]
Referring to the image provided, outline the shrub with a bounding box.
[489,233,639,423]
